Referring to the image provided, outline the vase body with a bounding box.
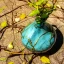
[21,21,56,52]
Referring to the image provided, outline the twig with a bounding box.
[0,26,8,39]
[0,4,28,18]
[52,0,57,5]
[18,0,27,2]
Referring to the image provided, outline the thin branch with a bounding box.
[52,0,57,5]
[3,0,8,8]
[18,0,27,2]
[0,4,28,18]
[51,12,64,18]
[0,27,8,39]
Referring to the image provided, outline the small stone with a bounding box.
[15,17,20,22]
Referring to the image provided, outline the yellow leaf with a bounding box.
[36,1,44,5]
[46,3,51,7]
[8,62,14,64]
[7,42,14,49]
[0,20,7,28]
[20,13,26,20]
[0,57,7,61]
[40,56,50,64]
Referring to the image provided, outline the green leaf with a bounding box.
[36,0,44,5]
[53,5,57,10]
[36,2,42,5]
[41,13,48,19]
[29,10,40,16]
[33,5,38,9]
[37,0,48,5]
[28,2,33,7]
[28,2,38,9]
[35,17,41,23]
[46,3,52,7]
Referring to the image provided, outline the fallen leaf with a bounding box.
[0,57,7,61]
[40,56,50,64]
[20,13,26,20]
[0,20,7,28]
[8,61,14,64]
[7,42,14,49]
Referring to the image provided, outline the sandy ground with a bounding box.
[0,0,64,64]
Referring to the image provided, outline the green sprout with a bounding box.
[28,0,57,24]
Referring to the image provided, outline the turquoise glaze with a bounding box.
[21,21,55,52]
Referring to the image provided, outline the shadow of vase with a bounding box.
[28,27,63,64]
[42,27,63,55]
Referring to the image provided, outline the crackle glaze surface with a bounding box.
[21,21,55,52]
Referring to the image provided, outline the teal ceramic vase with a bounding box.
[21,21,56,53]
